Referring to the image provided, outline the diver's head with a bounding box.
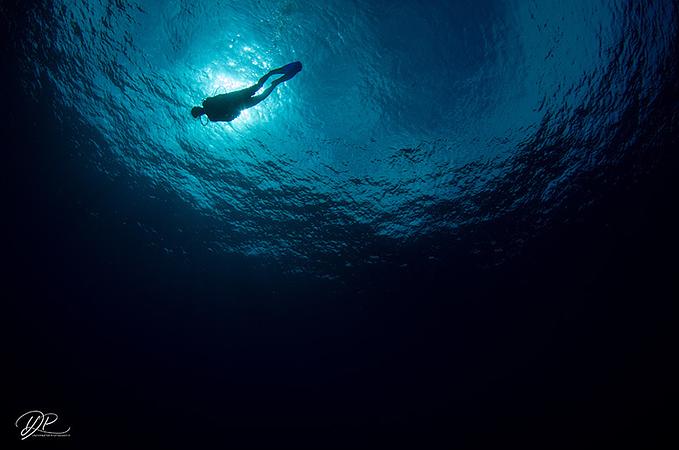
[191,106,205,118]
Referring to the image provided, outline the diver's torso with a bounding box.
[203,94,240,122]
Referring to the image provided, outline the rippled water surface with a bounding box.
[16,0,678,272]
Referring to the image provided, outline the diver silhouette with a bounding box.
[191,61,302,123]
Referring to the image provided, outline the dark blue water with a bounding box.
[11,0,675,274]
[3,0,677,447]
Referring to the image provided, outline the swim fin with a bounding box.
[280,61,302,76]
[269,61,302,85]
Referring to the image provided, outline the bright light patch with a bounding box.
[209,72,248,95]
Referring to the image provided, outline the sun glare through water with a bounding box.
[196,45,277,128]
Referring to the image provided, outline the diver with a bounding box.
[191,61,302,123]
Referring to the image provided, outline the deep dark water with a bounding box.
[3,0,678,447]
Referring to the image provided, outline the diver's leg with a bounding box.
[241,62,301,109]
[270,71,297,85]
[252,71,296,94]
[230,83,261,98]
[241,84,277,109]
[225,81,265,105]
[256,70,281,86]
